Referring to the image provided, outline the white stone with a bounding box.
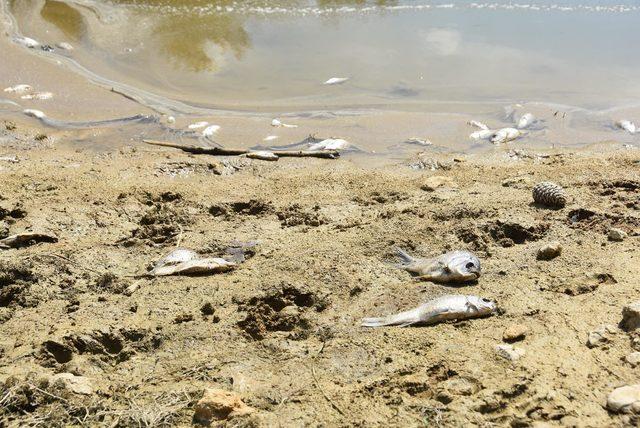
[51,373,94,395]
[607,385,640,413]
[495,344,525,361]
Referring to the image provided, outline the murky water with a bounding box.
[6,0,640,113]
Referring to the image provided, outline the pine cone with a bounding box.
[532,182,567,208]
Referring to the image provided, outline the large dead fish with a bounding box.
[149,248,236,276]
[395,248,481,283]
[362,294,497,327]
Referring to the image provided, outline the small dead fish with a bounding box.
[517,113,535,129]
[396,248,481,283]
[362,294,497,327]
[56,42,74,51]
[23,109,46,119]
[202,125,220,137]
[324,77,349,85]
[616,120,636,134]
[491,128,521,144]
[468,120,489,130]
[14,36,39,48]
[271,119,298,128]
[150,248,235,276]
[469,129,495,140]
[245,151,279,161]
[308,138,350,151]
[0,232,58,249]
[263,135,279,142]
[188,121,208,129]
[21,92,53,100]
[4,84,32,93]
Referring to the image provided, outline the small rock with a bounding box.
[51,373,93,395]
[621,302,640,331]
[503,324,528,342]
[421,176,457,191]
[194,388,254,423]
[607,385,640,413]
[586,324,617,348]
[608,228,627,242]
[537,242,562,260]
[495,344,525,361]
[625,352,640,367]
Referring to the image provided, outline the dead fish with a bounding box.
[491,128,521,144]
[517,113,535,129]
[271,119,298,128]
[0,232,58,249]
[245,151,279,161]
[150,248,235,276]
[202,125,220,137]
[308,138,350,151]
[14,36,39,48]
[395,248,481,283]
[21,92,53,100]
[23,109,46,119]
[56,42,74,51]
[4,84,32,93]
[324,77,349,85]
[616,120,636,134]
[188,121,208,129]
[361,294,497,327]
[263,135,279,142]
[470,129,495,140]
[468,120,489,130]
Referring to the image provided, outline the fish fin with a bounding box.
[395,248,415,265]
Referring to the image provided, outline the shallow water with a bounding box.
[6,0,640,114]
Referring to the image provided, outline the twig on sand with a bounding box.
[310,366,345,416]
[143,139,340,159]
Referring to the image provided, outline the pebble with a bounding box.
[608,228,627,242]
[607,385,640,413]
[194,388,254,423]
[586,324,617,348]
[503,324,528,342]
[421,176,457,191]
[51,373,94,395]
[621,302,640,331]
[495,344,525,361]
[537,242,562,260]
[625,352,640,367]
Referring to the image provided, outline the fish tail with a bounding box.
[395,248,415,265]
[361,308,421,328]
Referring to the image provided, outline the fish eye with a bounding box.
[481,298,491,303]
[465,262,475,269]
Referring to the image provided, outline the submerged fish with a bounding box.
[362,294,497,327]
[470,129,495,140]
[23,109,46,119]
[491,128,521,144]
[271,119,298,128]
[21,92,53,100]
[404,137,433,146]
[616,120,636,134]
[468,120,489,130]
[188,121,208,129]
[517,113,535,129]
[263,135,279,142]
[4,84,32,93]
[56,42,74,51]
[395,248,481,283]
[13,36,39,48]
[324,77,349,85]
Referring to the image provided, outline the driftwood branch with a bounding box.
[143,139,340,159]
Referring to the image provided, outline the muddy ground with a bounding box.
[0,122,639,427]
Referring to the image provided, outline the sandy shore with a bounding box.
[1,117,639,426]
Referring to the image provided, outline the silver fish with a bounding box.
[362,294,497,328]
[396,248,481,283]
[150,248,236,276]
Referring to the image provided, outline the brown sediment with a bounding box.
[0,117,639,426]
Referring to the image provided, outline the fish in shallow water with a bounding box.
[362,294,497,327]
[324,77,349,85]
[516,113,535,129]
[616,120,636,134]
[491,128,521,144]
[395,248,481,283]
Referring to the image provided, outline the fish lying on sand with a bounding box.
[324,77,349,85]
[13,36,39,48]
[150,248,236,276]
[491,128,522,144]
[308,138,351,151]
[395,248,481,283]
[362,294,497,327]
[271,119,298,128]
